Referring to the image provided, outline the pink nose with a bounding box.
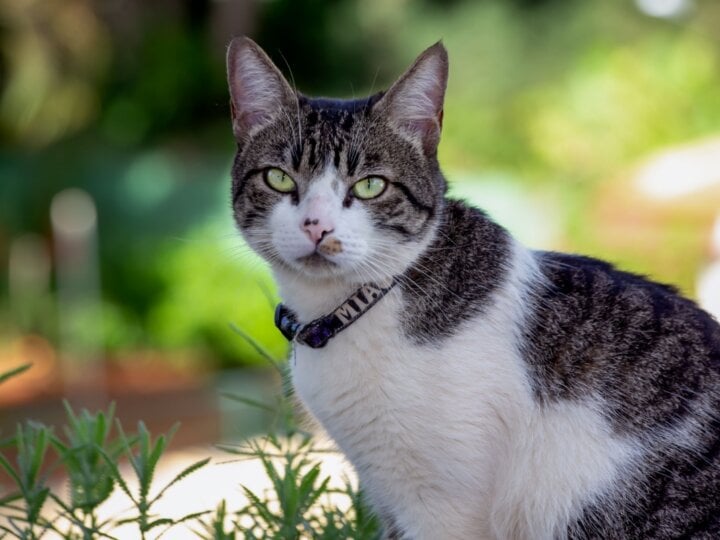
[302,217,334,244]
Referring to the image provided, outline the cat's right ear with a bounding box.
[226,37,296,141]
[376,42,449,157]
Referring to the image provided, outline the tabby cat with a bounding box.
[226,37,720,539]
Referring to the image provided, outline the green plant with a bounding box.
[231,434,332,537]
[225,434,380,540]
[0,422,54,539]
[0,365,212,539]
[0,352,381,539]
[107,421,210,539]
[192,499,236,540]
[49,402,121,538]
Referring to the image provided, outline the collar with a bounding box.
[274,277,397,349]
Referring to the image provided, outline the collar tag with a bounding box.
[274,277,396,349]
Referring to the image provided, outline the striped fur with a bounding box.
[227,37,720,538]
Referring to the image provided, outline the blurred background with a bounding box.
[1,0,720,446]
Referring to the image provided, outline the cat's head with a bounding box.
[227,38,448,284]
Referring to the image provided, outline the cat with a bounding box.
[226,36,720,539]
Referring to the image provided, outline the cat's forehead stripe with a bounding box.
[307,166,344,197]
[302,107,354,173]
[295,94,383,175]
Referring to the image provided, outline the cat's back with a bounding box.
[526,251,720,409]
[525,251,720,538]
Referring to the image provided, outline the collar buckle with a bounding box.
[274,304,300,341]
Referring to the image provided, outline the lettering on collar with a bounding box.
[274,277,397,349]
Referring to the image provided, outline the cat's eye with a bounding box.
[352,177,387,200]
[264,168,296,193]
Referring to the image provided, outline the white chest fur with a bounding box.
[283,245,638,540]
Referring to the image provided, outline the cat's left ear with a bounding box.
[226,37,296,142]
[377,42,449,156]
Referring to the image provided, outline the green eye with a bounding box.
[264,168,296,193]
[352,177,387,200]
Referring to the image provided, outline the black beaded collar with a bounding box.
[274,278,397,349]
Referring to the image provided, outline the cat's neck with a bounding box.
[273,268,363,321]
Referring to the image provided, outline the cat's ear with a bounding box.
[226,37,296,141]
[377,42,449,156]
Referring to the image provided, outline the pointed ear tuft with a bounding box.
[378,42,449,156]
[226,37,295,141]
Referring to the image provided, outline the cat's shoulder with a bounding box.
[536,250,681,298]
[531,249,720,362]
[442,197,497,230]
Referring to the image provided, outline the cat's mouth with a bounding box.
[297,252,338,269]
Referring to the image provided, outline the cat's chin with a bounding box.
[273,254,375,286]
[297,253,338,271]
[277,253,351,282]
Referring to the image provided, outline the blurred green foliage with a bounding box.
[1,0,719,366]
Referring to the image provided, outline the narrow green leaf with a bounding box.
[150,457,210,505]
[138,421,150,464]
[0,454,21,489]
[48,434,69,455]
[90,529,120,540]
[174,510,210,523]
[62,400,81,436]
[0,364,31,385]
[143,517,173,531]
[241,487,277,526]
[115,420,143,482]
[28,425,49,487]
[297,463,322,504]
[114,516,142,526]
[0,524,19,538]
[258,453,282,497]
[155,510,211,539]
[27,486,49,523]
[0,493,21,507]
[147,435,167,476]
[0,502,26,513]
[219,393,276,413]
[139,436,165,501]
[0,433,16,450]
[228,324,282,372]
[98,448,137,505]
[94,411,107,446]
[302,476,330,515]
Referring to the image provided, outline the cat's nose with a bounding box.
[301,217,334,245]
